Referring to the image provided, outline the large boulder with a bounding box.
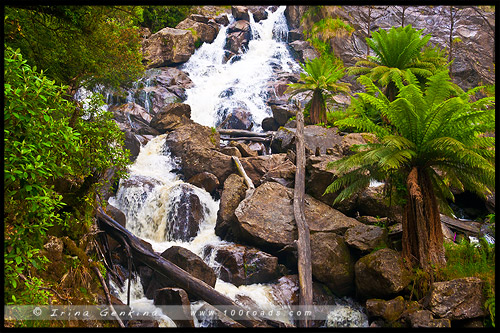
[284,6,309,30]
[366,296,407,323]
[288,40,320,63]
[229,141,258,157]
[145,246,216,300]
[344,224,388,253]
[238,154,289,186]
[218,108,253,131]
[271,104,296,126]
[310,232,355,297]
[205,243,280,286]
[234,181,363,253]
[142,27,195,68]
[271,125,343,155]
[261,159,296,188]
[224,20,251,57]
[124,130,142,162]
[164,183,205,242]
[149,103,192,133]
[422,277,487,320]
[409,310,451,328]
[187,172,219,194]
[164,122,234,184]
[305,155,342,206]
[354,248,411,300]
[231,6,250,21]
[215,174,248,240]
[176,18,218,45]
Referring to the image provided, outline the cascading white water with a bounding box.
[181,6,301,131]
[107,6,368,327]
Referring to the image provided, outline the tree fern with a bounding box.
[328,70,495,269]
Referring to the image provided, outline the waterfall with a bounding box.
[181,6,301,131]
[107,6,367,328]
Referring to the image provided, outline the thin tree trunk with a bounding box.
[402,167,446,271]
[293,109,313,328]
[310,89,326,125]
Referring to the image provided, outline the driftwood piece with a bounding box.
[232,156,255,198]
[220,136,271,143]
[292,109,313,328]
[218,129,274,138]
[96,206,290,328]
[440,214,480,235]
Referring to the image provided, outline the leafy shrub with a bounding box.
[4,46,129,305]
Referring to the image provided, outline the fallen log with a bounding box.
[96,206,290,328]
[293,108,313,328]
[232,156,255,198]
[440,214,480,235]
[218,129,274,138]
[220,135,271,143]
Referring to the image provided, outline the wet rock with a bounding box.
[215,14,230,26]
[224,20,251,56]
[150,103,192,133]
[231,6,250,21]
[207,243,280,286]
[270,274,338,328]
[218,109,253,131]
[124,130,141,162]
[310,232,355,297]
[187,172,219,194]
[145,246,216,300]
[422,277,486,320]
[284,6,309,30]
[229,141,258,157]
[235,182,363,253]
[249,6,268,22]
[153,288,195,328]
[366,296,406,323]
[289,40,320,63]
[142,27,195,68]
[165,184,205,242]
[195,303,245,328]
[288,28,304,42]
[262,117,279,132]
[176,18,218,45]
[105,205,127,251]
[344,224,388,253]
[354,248,411,300]
[215,174,248,240]
[409,310,451,328]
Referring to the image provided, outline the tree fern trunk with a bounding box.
[402,167,446,271]
[310,89,326,125]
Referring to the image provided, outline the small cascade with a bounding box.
[181,6,301,131]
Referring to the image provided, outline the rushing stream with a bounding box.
[105,6,368,327]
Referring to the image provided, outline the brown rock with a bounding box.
[208,243,280,286]
[142,27,195,68]
[423,277,487,320]
[229,141,258,157]
[234,182,362,253]
[354,248,411,300]
[176,18,218,44]
[150,103,192,133]
[409,310,451,328]
[238,154,288,187]
[366,296,406,323]
[215,174,247,240]
[187,172,219,194]
[231,6,250,21]
[153,288,195,327]
[310,232,355,297]
[220,146,242,158]
[344,224,388,253]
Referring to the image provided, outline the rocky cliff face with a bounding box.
[286,5,495,92]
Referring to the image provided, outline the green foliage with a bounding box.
[305,17,354,66]
[4,46,129,305]
[141,6,192,33]
[326,71,495,218]
[348,25,450,101]
[4,6,144,89]
[287,56,351,124]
